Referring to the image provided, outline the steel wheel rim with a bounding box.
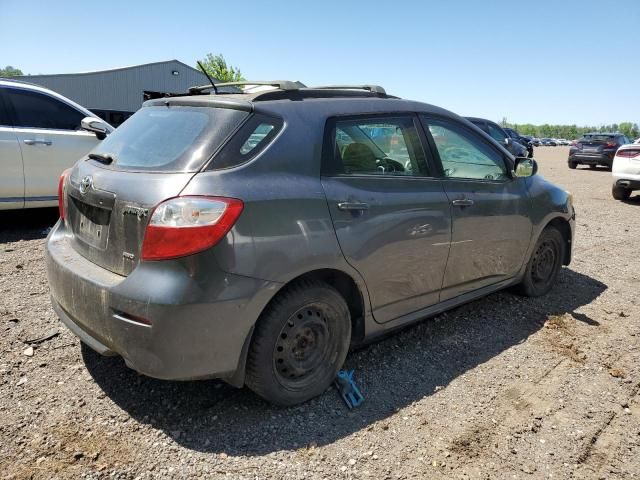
[531,239,557,286]
[273,304,336,389]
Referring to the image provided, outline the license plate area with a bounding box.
[582,142,602,153]
[69,196,111,250]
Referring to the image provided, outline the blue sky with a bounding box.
[1,0,638,126]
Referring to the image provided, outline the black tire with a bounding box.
[612,185,631,201]
[245,280,351,406]
[516,227,565,297]
[568,161,578,169]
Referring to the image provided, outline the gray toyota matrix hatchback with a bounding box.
[46,82,575,406]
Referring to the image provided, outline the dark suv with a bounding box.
[465,117,529,158]
[504,127,534,158]
[46,82,575,406]
[568,133,631,169]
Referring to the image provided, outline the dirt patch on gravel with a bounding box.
[1,148,639,479]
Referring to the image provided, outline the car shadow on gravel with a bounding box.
[82,267,606,456]
[0,208,59,244]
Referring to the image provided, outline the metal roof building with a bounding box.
[13,59,212,126]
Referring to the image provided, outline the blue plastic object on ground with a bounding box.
[335,370,364,409]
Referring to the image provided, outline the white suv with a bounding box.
[612,138,640,201]
[0,79,112,210]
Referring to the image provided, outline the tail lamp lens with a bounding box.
[616,149,640,158]
[58,168,71,219]
[141,196,244,261]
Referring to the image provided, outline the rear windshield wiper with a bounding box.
[88,153,116,165]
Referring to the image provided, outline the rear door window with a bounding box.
[486,122,507,143]
[0,90,12,126]
[5,88,84,130]
[90,106,249,172]
[323,115,431,177]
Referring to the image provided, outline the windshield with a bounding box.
[89,106,249,172]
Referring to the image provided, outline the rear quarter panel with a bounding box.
[179,104,367,288]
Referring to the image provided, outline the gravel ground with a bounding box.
[1,147,639,479]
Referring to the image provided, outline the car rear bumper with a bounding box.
[45,221,279,381]
[613,171,640,190]
[569,152,614,165]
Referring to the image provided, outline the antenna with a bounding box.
[197,61,218,94]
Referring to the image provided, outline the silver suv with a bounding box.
[45,82,575,406]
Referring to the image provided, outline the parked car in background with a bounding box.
[504,127,534,158]
[611,138,640,200]
[541,138,557,146]
[46,82,575,406]
[568,132,631,169]
[465,117,529,158]
[0,79,112,210]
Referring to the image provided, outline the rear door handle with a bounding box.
[24,139,52,146]
[451,199,474,207]
[337,201,370,211]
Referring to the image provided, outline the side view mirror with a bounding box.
[514,157,538,178]
[81,117,109,140]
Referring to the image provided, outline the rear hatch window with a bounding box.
[580,134,615,143]
[89,106,249,172]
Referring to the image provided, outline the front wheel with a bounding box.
[245,280,351,406]
[516,227,565,297]
[612,185,631,201]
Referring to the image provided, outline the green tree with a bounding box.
[503,120,639,140]
[619,122,640,139]
[0,65,23,77]
[197,54,244,83]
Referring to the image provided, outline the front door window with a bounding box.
[427,122,508,181]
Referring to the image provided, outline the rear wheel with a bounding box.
[516,226,565,297]
[245,280,351,406]
[568,161,578,169]
[612,185,631,201]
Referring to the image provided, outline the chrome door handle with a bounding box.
[24,139,52,146]
[337,201,370,211]
[451,198,474,207]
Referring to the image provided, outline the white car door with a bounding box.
[0,90,24,209]
[4,87,101,208]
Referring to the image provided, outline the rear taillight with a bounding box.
[58,168,71,219]
[616,149,640,158]
[141,196,244,261]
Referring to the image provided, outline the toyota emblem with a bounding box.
[79,175,93,195]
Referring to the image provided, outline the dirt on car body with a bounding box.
[1,148,639,479]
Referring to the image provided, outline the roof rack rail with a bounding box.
[312,85,387,95]
[189,80,304,94]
